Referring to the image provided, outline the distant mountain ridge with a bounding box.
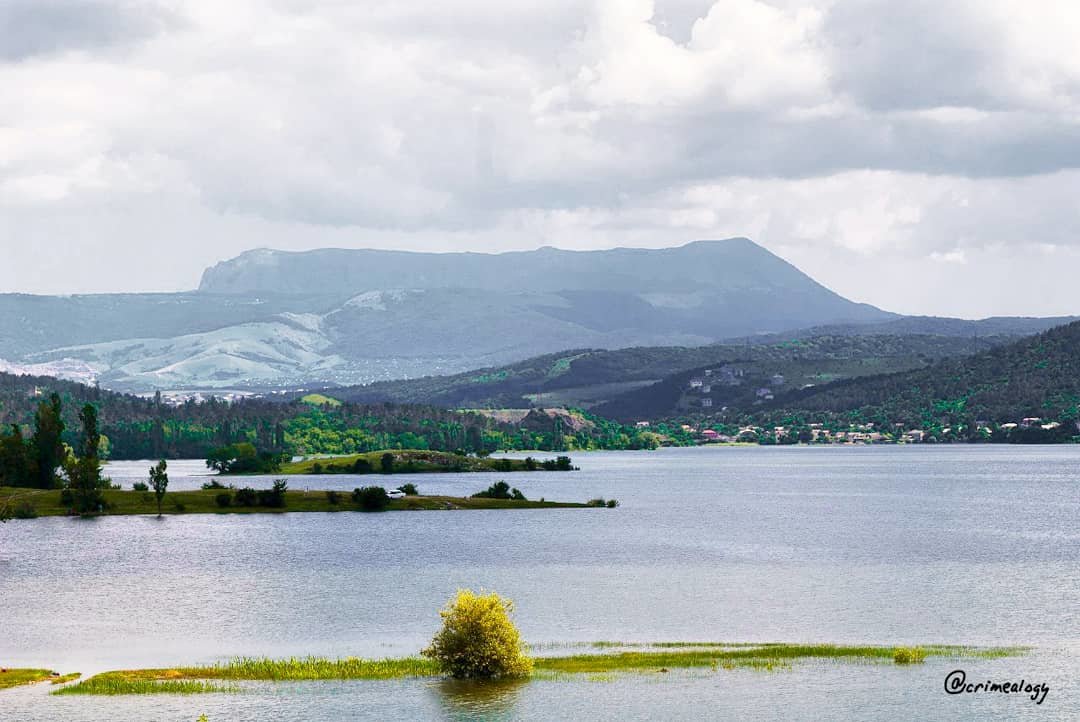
[0,239,1073,393]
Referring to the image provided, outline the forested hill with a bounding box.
[752,320,1080,427]
[317,334,1009,412]
[0,373,657,460]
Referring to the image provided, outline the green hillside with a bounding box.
[321,334,1007,412]
[746,320,1080,430]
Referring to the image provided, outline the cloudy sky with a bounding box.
[2,0,1079,317]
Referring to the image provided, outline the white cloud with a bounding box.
[0,0,1079,318]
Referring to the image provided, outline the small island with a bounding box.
[0,485,594,518]
[276,449,577,476]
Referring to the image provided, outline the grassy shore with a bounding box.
[277,450,571,475]
[49,643,1026,695]
[0,487,587,518]
[0,669,57,690]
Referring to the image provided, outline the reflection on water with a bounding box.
[429,678,528,720]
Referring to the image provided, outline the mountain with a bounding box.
[0,239,900,392]
[318,334,1015,411]
[741,320,1080,427]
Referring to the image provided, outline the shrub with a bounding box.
[325,490,341,505]
[473,481,508,499]
[893,647,926,664]
[215,492,232,508]
[380,453,394,474]
[523,457,537,471]
[201,480,230,491]
[13,501,37,519]
[234,487,258,507]
[171,501,186,513]
[422,589,533,679]
[540,456,576,471]
[256,479,288,508]
[132,481,149,492]
[353,486,390,512]
[351,458,372,474]
[312,462,324,475]
[397,483,418,496]
[606,499,619,508]
[59,488,74,506]
[586,498,606,507]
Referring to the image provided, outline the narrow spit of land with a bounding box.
[272,450,575,476]
[0,669,79,690]
[0,487,589,518]
[27,643,1026,695]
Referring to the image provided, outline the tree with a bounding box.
[0,425,32,488]
[31,393,65,489]
[380,452,394,474]
[352,485,390,511]
[66,404,106,514]
[422,590,533,679]
[149,459,169,517]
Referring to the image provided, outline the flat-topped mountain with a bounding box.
[0,239,1064,393]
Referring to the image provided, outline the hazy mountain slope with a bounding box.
[2,240,906,391]
[198,239,893,336]
[31,314,343,391]
[0,292,344,358]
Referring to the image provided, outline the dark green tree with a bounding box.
[31,393,65,489]
[0,424,32,487]
[149,459,168,517]
[380,452,394,474]
[66,404,106,514]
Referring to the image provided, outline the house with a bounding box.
[634,421,650,428]
[902,430,926,443]
[1020,417,1042,429]
[689,378,704,389]
[701,385,711,394]
[701,398,713,408]
[770,374,786,386]
[755,388,772,398]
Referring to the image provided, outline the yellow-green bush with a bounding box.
[893,647,926,664]
[422,590,533,679]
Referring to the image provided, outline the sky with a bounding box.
[2,0,1080,317]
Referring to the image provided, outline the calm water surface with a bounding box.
[2,446,1077,720]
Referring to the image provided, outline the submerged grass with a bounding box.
[187,656,441,681]
[52,643,1028,695]
[53,676,234,696]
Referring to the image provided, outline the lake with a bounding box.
[2,446,1077,720]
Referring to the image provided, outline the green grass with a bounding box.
[280,450,562,475]
[0,487,586,518]
[300,393,342,407]
[0,668,57,690]
[55,644,1027,694]
[53,676,234,696]
[185,656,440,680]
